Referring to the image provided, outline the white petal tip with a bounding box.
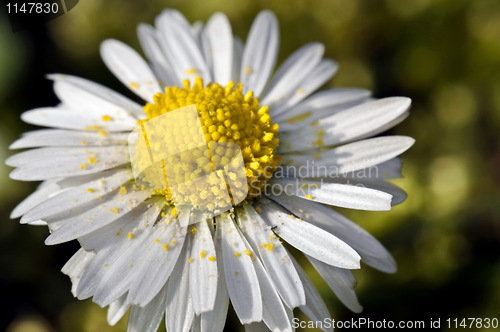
[351,305,364,314]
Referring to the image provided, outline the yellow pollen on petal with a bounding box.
[109,207,119,213]
[208,256,216,262]
[286,111,312,124]
[244,66,253,74]
[87,155,98,165]
[261,242,275,251]
[127,233,134,239]
[200,250,207,258]
[304,195,314,200]
[130,82,139,89]
[188,257,194,263]
[154,238,160,243]
[234,251,241,257]
[101,115,113,122]
[81,140,87,145]
[163,244,169,251]
[243,249,253,256]
[79,163,87,169]
[118,186,127,195]
[86,188,95,192]
[84,125,102,131]
[312,129,325,146]
[186,67,199,75]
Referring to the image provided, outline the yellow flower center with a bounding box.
[132,78,280,215]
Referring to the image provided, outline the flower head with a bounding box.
[8,9,414,331]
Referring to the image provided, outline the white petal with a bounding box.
[107,294,130,326]
[12,172,112,219]
[20,107,135,132]
[281,136,414,176]
[61,248,95,296]
[156,12,211,83]
[253,254,293,332]
[10,180,61,219]
[307,256,363,313]
[50,74,142,122]
[137,24,179,87]
[21,168,132,223]
[8,146,129,181]
[240,11,279,96]
[10,129,129,149]
[197,25,213,78]
[189,220,218,314]
[262,43,324,107]
[333,158,403,181]
[370,158,403,179]
[270,178,393,211]
[127,282,168,332]
[274,88,371,123]
[44,186,151,245]
[166,237,195,332]
[76,202,162,301]
[289,255,333,332]
[238,205,305,308]
[271,59,338,115]
[318,175,408,206]
[259,200,361,269]
[341,178,408,206]
[126,216,187,306]
[279,97,412,152]
[219,213,262,324]
[206,13,233,85]
[232,37,243,82]
[155,9,192,32]
[269,194,396,273]
[200,232,229,332]
[26,220,47,226]
[100,39,161,102]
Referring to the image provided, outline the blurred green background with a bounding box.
[1,0,499,331]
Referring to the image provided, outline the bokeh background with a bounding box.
[1,0,499,331]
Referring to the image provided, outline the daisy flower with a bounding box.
[7,9,414,332]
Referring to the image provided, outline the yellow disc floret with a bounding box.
[133,78,280,213]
